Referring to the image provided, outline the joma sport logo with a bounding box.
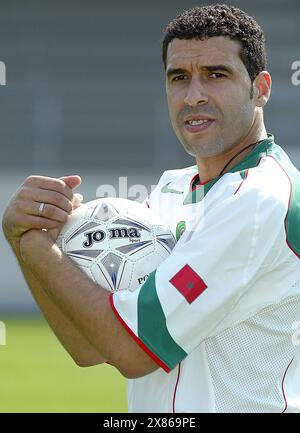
[83,227,141,248]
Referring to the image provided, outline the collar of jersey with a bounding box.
[183,134,275,205]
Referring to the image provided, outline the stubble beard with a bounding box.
[179,130,228,159]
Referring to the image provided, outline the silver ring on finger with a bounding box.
[38,202,45,217]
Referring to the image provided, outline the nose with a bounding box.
[184,77,208,107]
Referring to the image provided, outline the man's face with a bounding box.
[166,37,258,158]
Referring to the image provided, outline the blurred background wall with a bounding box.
[1,0,300,312]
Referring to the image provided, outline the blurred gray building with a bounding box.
[1,0,300,312]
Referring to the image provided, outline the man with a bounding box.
[3,5,300,412]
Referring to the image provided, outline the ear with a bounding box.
[253,71,272,107]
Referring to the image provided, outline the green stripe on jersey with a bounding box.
[183,135,275,205]
[268,144,300,257]
[137,271,187,370]
[281,166,300,257]
[240,169,248,180]
[183,178,219,205]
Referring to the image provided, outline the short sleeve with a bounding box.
[110,169,290,371]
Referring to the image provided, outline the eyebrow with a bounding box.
[203,65,233,74]
[166,64,233,78]
[166,68,187,78]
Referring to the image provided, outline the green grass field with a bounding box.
[0,315,127,412]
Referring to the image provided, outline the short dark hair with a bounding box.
[162,4,267,82]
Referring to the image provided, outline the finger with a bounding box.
[72,193,84,208]
[17,200,69,224]
[24,176,74,201]
[23,188,73,214]
[73,202,83,210]
[36,203,69,223]
[60,175,82,191]
[15,213,63,231]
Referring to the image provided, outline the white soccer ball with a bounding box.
[56,197,175,292]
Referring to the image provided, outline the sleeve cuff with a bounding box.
[109,293,171,373]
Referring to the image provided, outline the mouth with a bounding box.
[184,118,215,133]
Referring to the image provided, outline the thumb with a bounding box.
[73,193,84,210]
[60,175,82,190]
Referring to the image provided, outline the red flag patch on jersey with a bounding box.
[169,264,207,304]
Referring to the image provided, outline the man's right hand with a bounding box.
[2,175,106,367]
[2,175,82,243]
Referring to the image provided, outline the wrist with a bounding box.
[2,214,16,242]
[20,229,55,263]
[2,220,21,256]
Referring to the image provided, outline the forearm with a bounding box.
[7,237,106,366]
[19,230,157,378]
[20,233,118,361]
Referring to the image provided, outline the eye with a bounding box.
[172,74,188,82]
[209,72,226,79]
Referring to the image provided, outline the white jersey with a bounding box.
[110,135,300,412]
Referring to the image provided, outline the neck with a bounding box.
[196,123,268,183]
